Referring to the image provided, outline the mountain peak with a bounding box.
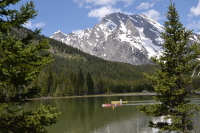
[50,30,67,39]
[55,30,62,34]
[50,12,166,65]
[50,12,199,65]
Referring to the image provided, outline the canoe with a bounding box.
[102,103,122,107]
[111,101,128,104]
[102,104,112,107]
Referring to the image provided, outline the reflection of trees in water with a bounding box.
[14,96,160,133]
[18,96,200,133]
[49,96,156,133]
[20,96,200,133]
[193,113,200,132]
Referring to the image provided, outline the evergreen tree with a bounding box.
[97,78,104,94]
[139,1,200,132]
[0,0,60,132]
[76,69,85,95]
[46,65,54,96]
[70,71,77,87]
[66,78,75,96]
[86,72,94,94]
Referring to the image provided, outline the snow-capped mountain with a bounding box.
[50,13,168,65]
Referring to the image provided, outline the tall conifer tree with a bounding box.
[86,72,94,94]
[77,69,84,95]
[139,1,200,132]
[0,0,60,132]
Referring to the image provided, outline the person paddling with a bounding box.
[120,99,122,105]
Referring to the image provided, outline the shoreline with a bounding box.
[29,92,156,100]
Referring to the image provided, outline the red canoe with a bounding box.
[102,104,112,107]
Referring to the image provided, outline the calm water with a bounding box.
[22,95,200,133]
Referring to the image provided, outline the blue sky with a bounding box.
[11,0,200,37]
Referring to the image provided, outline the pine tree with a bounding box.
[66,78,75,96]
[46,65,54,96]
[98,78,104,94]
[0,0,60,132]
[76,69,85,95]
[86,72,94,94]
[139,1,200,132]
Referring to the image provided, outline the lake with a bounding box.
[23,95,200,133]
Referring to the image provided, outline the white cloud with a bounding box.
[88,6,122,20]
[72,29,83,34]
[90,0,116,6]
[74,0,135,21]
[137,2,154,10]
[142,9,161,21]
[73,0,135,7]
[73,0,84,7]
[187,21,200,30]
[23,21,33,29]
[122,0,136,7]
[189,0,200,17]
[123,11,134,16]
[35,22,46,28]
[85,6,91,9]
[23,21,46,29]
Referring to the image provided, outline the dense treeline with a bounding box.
[10,26,199,97]
[33,50,155,97]
[31,34,155,96]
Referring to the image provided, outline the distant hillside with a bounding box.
[10,26,157,96]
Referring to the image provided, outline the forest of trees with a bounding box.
[7,25,157,97]
[32,46,156,97]
[9,22,200,98]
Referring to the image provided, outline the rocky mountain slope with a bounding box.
[50,12,199,65]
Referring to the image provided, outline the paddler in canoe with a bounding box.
[111,99,128,104]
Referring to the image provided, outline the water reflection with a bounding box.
[20,95,200,133]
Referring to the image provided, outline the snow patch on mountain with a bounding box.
[117,23,143,51]
[105,20,117,31]
[136,27,162,58]
[140,14,164,33]
[51,13,199,65]
[50,13,164,65]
